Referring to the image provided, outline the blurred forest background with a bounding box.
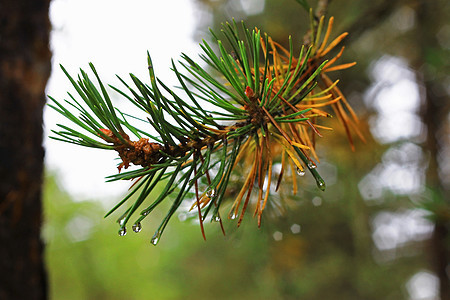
[39,0,449,299]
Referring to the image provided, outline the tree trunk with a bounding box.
[0,0,51,299]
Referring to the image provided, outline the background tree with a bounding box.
[0,0,51,299]
[196,0,450,298]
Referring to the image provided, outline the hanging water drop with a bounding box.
[208,189,216,199]
[118,227,127,236]
[296,167,305,176]
[307,161,317,169]
[118,218,125,226]
[150,236,159,245]
[213,215,221,222]
[150,231,161,246]
[316,178,326,191]
[229,212,238,220]
[132,222,142,233]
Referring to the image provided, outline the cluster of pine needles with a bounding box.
[49,16,363,245]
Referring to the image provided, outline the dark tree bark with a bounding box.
[0,0,51,299]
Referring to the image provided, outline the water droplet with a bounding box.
[141,211,149,216]
[307,161,317,169]
[118,218,125,226]
[213,215,221,222]
[316,178,326,191]
[296,167,305,176]
[118,227,127,236]
[229,212,238,220]
[150,232,160,246]
[207,189,216,198]
[132,222,142,233]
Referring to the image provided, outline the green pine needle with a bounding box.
[49,16,359,245]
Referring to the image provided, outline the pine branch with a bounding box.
[49,16,360,245]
